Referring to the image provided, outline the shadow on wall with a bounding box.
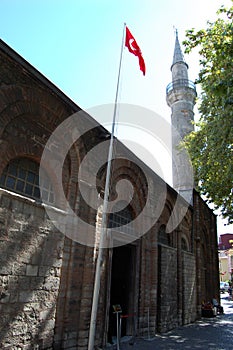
[0,190,64,349]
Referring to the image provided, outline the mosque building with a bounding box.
[0,34,218,349]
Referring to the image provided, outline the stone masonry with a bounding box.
[0,38,219,349]
[0,190,65,349]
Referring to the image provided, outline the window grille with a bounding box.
[0,158,54,204]
[158,224,171,246]
[108,201,134,235]
[181,237,189,251]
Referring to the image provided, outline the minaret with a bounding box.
[166,30,197,203]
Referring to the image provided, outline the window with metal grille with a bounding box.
[108,201,134,235]
[181,237,189,251]
[158,224,171,246]
[0,158,54,204]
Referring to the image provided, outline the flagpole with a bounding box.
[88,23,126,350]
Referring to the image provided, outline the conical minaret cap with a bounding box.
[171,29,188,70]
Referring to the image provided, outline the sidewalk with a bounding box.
[106,294,233,350]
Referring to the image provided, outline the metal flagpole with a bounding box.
[88,23,126,350]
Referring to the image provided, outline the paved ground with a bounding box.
[105,293,233,350]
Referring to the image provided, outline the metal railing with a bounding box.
[166,79,196,94]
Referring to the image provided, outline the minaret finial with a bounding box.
[171,28,187,69]
[173,26,178,37]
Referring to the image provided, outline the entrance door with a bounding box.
[108,245,135,341]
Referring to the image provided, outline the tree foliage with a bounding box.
[183,2,233,223]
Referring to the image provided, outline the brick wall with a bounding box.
[193,191,219,307]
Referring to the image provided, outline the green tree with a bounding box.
[183,2,233,224]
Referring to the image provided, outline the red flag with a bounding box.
[125,26,146,76]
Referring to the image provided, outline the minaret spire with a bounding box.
[171,29,188,69]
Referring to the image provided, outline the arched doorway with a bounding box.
[107,201,137,343]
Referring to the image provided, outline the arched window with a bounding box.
[0,158,54,204]
[181,237,189,251]
[158,224,171,246]
[108,201,134,235]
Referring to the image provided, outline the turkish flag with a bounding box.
[125,26,146,76]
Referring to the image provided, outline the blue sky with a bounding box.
[1,0,228,114]
[1,0,232,234]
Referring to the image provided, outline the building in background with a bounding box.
[0,36,219,350]
[218,234,233,282]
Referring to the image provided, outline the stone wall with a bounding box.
[0,39,220,349]
[0,190,65,349]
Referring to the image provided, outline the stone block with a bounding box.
[0,275,9,287]
[63,338,78,348]
[12,262,26,275]
[8,275,18,289]
[40,319,55,332]
[23,302,40,312]
[12,323,28,336]
[0,265,12,275]
[51,259,62,268]
[38,334,54,349]
[30,276,44,289]
[19,291,34,303]
[38,266,50,277]
[39,301,54,310]
[0,292,10,303]
[26,265,38,276]
[39,309,49,321]
[31,252,43,265]
[18,276,30,290]
[10,292,18,303]
[43,276,60,291]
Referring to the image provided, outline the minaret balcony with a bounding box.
[166,79,196,94]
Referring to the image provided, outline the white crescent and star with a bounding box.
[129,38,136,51]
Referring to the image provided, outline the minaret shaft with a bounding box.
[166,31,196,203]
